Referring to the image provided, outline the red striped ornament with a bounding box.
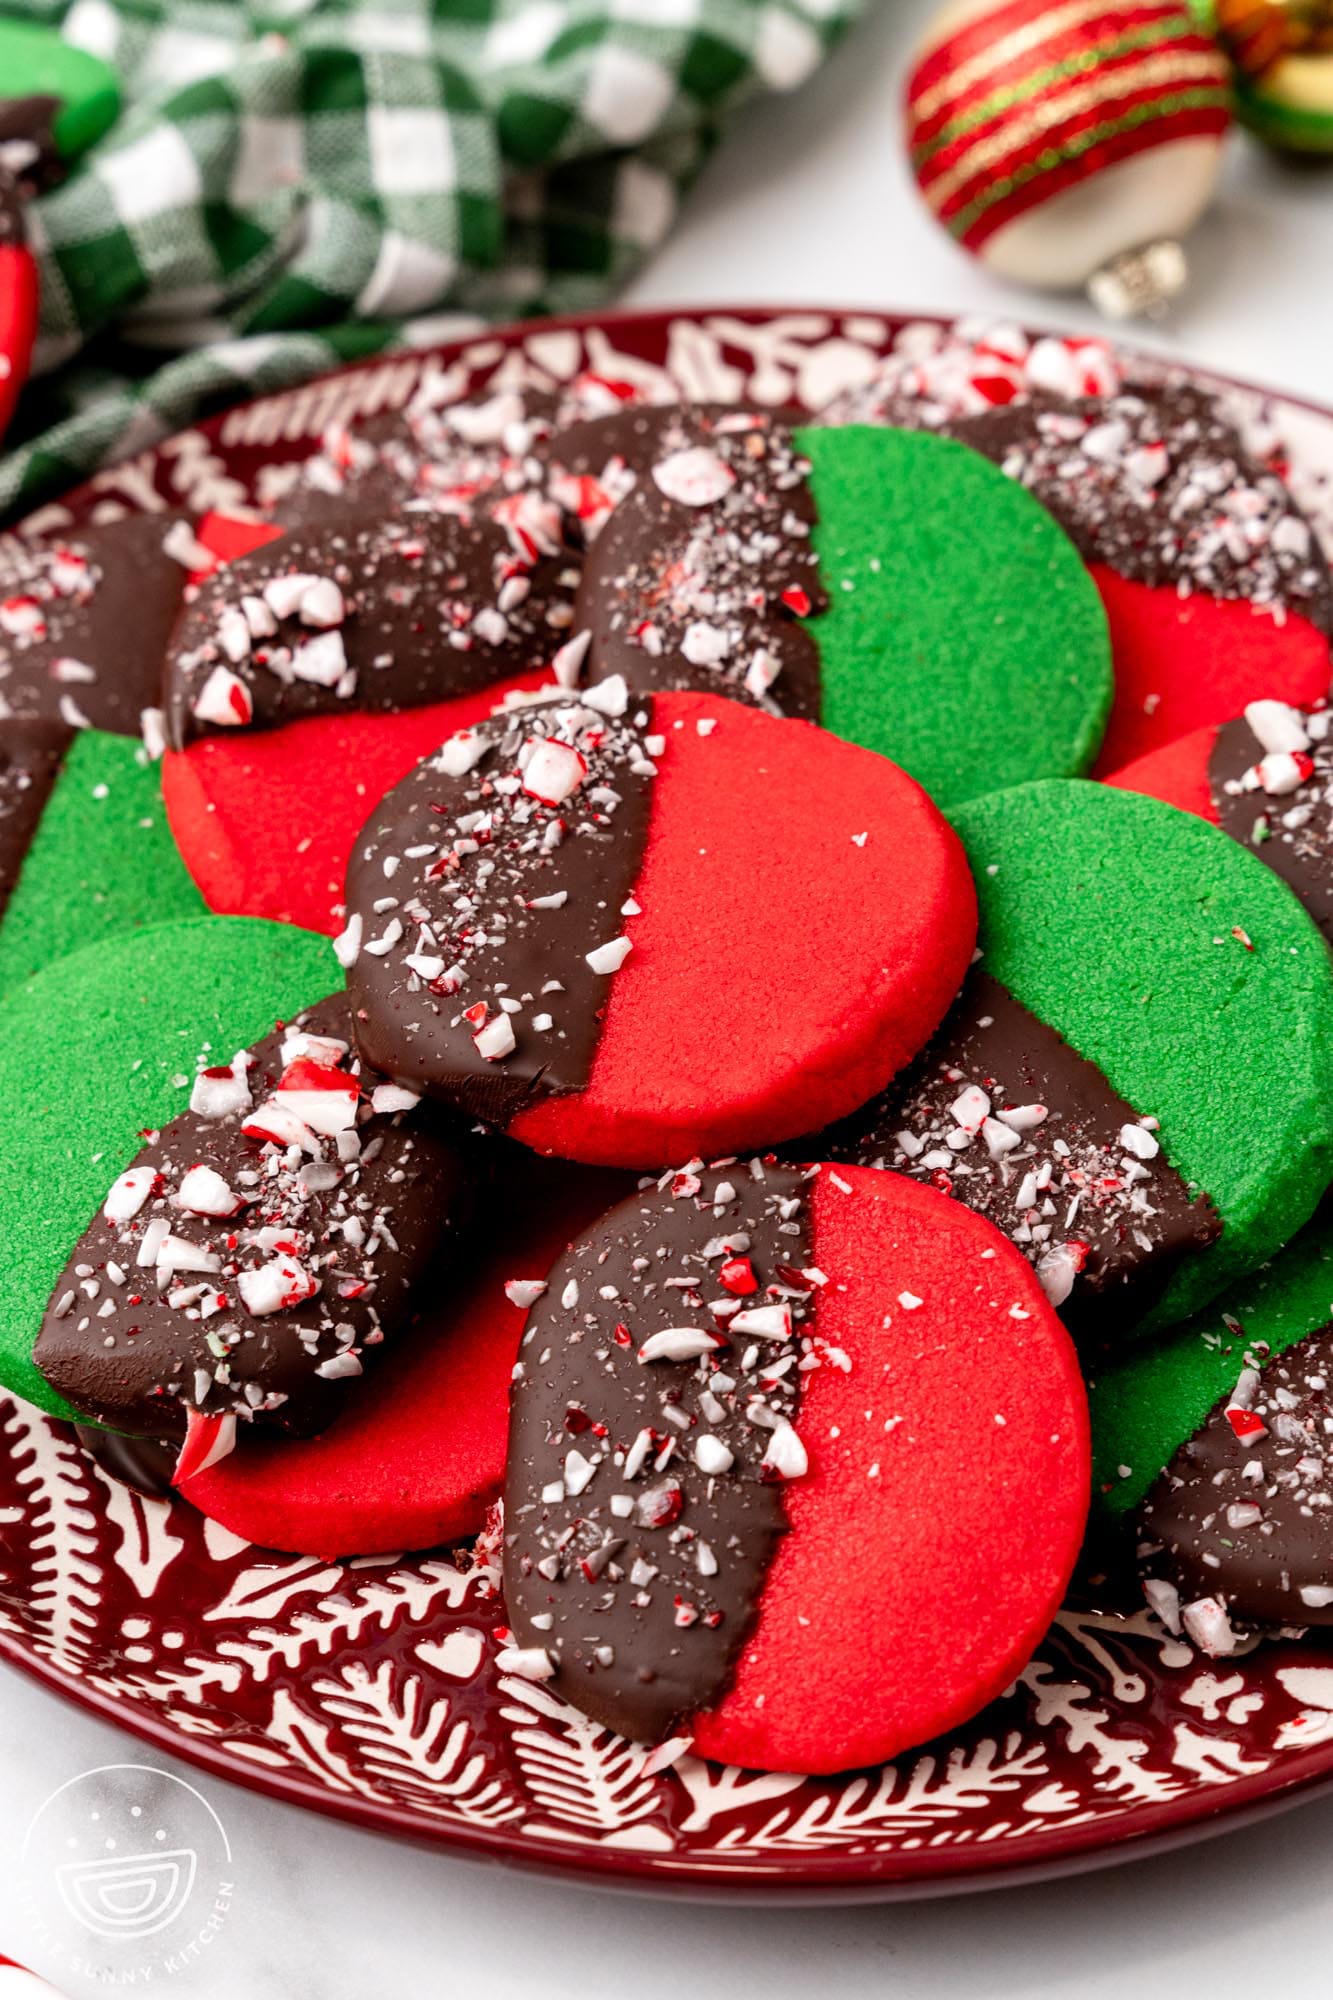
[906,0,1234,305]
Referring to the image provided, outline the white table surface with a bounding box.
[4,3,1333,1993]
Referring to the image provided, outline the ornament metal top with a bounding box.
[905,0,1235,316]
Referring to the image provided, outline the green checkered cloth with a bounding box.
[0,0,866,522]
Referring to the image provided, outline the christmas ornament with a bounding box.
[1216,0,1333,152]
[905,0,1235,315]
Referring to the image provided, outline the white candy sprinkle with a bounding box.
[564,1449,597,1496]
[504,1279,548,1310]
[1119,1122,1160,1161]
[760,1421,809,1481]
[437,729,489,777]
[729,1302,791,1341]
[103,1167,156,1224]
[652,446,735,508]
[1245,698,1310,756]
[694,1435,735,1475]
[638,1327,723,1363]
[288,629,348,687]
[473,1012,517,1061]
[1142,1576,1183,1635]
[1181,1595,1237,1656]
[370,1082,420,1115]
[586,935,632,976]
[237,1258,317,1316]
[176,1165,241,1217]
[522,736,587,805]
[332,913,363,968]
[582,673,629,718]
[192,665,252,727]
[495,1645,555,1681]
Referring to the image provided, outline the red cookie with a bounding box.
[1107,696,1333,946]
[344,688,977,1167]
[183,1152,633,1557]
[503,1160,1089,1775]
[949,384,1332,773]
[160,496,580,936]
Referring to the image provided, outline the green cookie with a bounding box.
[1089,1205,1333,1524]
[0,916,338,1418]
[951,779,1333,1331]
[0,731,203,997]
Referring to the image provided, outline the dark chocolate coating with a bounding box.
[504,1160,812,1743]
[164,499,578,748]
[35,993,469,1440]
[949,384,1333,632]
[345,694,654,1129]
[1141,1325,1333,1629]
[816,971,1220,1334]
[0,95,63,195]
[74,1424,177,1498]
[0,514,190,736]
[574,406,824,721]
[268,387,567,530]
[0,717,69,922]
[1210,711,1333,946]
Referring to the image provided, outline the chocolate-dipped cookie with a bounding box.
[181,1146,635,1557]
[1109,697,1333,948]
[503,1160,1089,1773]
[159,490,584,936]
[1088,1207,1333,1652]
[0,916,470,1472]
[812,780,1333,1334]
[342,687,978,1167]
[948,385,1333,775]
[570,406,1112,806]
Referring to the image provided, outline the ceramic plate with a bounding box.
[4,306,1333,1902]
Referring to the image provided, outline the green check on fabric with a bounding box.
[0,0,866,522]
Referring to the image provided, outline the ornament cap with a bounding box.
[1087,239,1190,320]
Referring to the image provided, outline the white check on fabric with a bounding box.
[0,0,867,520]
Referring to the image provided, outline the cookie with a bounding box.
[344,687,978,1167]
[1088,1207,1333,1649]
[180,1151,635,1556]
[1107,698,1333,946]
[571,407,1112,805]
[503,1159,1089,1774]
[0,916,469,1467]
[813,780,1333,1333]
[0,515,205,990]
[160,496,581,935]
[949,386,1332,775]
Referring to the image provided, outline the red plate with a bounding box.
[5,307,1333,1901]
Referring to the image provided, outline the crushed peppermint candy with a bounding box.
[345,696,655,1120]
[504,1159,825,1741]
[35,997,457,1438]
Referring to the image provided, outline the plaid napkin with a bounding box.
[0,0,865,522]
